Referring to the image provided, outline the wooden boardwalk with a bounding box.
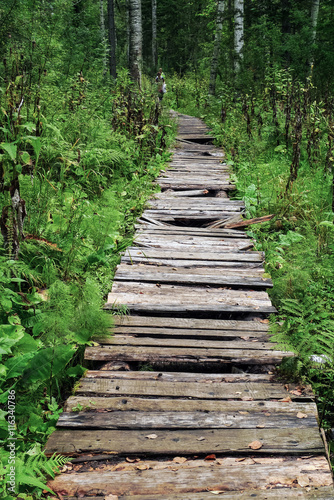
[45,114,333,499]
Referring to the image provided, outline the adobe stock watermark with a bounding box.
[6,389,16,495]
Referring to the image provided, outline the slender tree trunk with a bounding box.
[234,0,244,73]
[309,0,320,75]
[128,0,142,87]
[99,0,107,75]
[152,0,157,70]
[107,0,117,78]
[209,0,225,96]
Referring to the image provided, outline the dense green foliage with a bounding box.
[0,43,174,500]
[167,69,334,460]
[2,0,334,494]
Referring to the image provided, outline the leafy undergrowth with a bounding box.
[0,52,176,499]
[167,70,334,463]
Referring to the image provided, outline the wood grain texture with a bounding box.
[74,378,305,400]
[45,427,324,456]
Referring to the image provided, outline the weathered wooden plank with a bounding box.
[125,247,263,261]
[141,210,242,221]
[45,427,324,456]
[135,224,249,238]
[111,326,269,339]
[158,182,236,191]
[47,457,333,496]
[57,409,317,429]
[118,264,265,278]
[111,281,271,299]
[133,234,253,247]
[75,378,302,400]
[84,371,275,382]
[64,397,314,413]
[97,335,276,350]
[121,256,264,269]
[107,291,272,308]
[62,486,334,500]
[84,345,286,364]
[114,268,273,288]
[148,199,244,208]
[113,316,269,331]
[107,303,277,315]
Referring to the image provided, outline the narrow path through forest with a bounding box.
[45,114,333,499]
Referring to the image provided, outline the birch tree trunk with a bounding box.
[107,0,117,78]
[128,0,143,87]
[152,0,158,70]
[309,0,320,75]
[209,0,225,96]
[99,0,108,75]
[234,0,244,73]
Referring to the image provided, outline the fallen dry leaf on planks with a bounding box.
[248,440,263,450]
[104,496,118,500]
[197,436,206,441]
[136,463,150,470]
[239,411,249,415]
[279,396,292,403]
[145,433,158,439]
[290,389,303,396]
[173,456,187,464]
[204,454,216,461]
[296,412,308,419]
[297,475,310,487]
[256,424,265,428]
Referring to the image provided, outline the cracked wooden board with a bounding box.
[84,345,288,364]
[96,336,276,351]
[60,488,334,500]
[74,378,305,400]
[110,326,270,339]
[117,264,266,278]
[57,408,317,430]
[113,317,270,331]
[45,427,325,456]
[48,457,333,497]
[113,266,273,288]
[124,247,263,261]
[63,397,314,413]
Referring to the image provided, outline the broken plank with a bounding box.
[208,214,276,229]
[45,427,324,456]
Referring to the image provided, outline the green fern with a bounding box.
[4,449,71,496]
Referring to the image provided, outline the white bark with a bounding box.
[209,0,225,96]
[99,0,108,75]
[152,0,157,69]
[234,0,244,73]
[309,0,320,74]
[129,0,143,87]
